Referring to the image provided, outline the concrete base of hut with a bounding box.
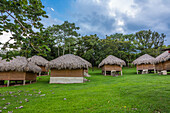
[50,77,83,83]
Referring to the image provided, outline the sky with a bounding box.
[0,0,170,46]
[40,0,170,45]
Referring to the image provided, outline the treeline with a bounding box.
[5,21,168,66]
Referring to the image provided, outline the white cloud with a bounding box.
[69,0,170,45]
[51,8,54,11]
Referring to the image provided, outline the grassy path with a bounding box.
[0,68,170,113]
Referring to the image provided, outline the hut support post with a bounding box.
[7,80,10,87]
[23,80,26,85]
[39,72,41,76]
[30,81,32,84]
[154,65,156,74]
[48,71,49,75]
[121,65,123,76]
[104,70,106,76]
[137,70,138,74]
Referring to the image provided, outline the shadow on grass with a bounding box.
[90,72,102,76]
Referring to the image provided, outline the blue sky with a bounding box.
[41,0,170,45]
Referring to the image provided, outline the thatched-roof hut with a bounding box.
[46,54,92,84]
[132,54,156,74]
[0,56,41,86]
[98,55,126,76]
[28,55,49,76]
[155,51,170,72]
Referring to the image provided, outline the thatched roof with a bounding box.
[155,51,170,63]
[132,54,155,65]
[28,55,48,66]
[0,56,41,73]
[98,55,126,67]
[47,54,92,70]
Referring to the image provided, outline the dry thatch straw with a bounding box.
[98,55,126,68]
[47,54,92,70]
[132,54,155,65]
[28,55,49,66]
[155,51,170,63]
[0,56,41,73]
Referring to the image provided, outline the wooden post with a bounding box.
[7,80,10,87]
[121,65,123,76]
[104,70,106,76]
[137,70,138,74]
[23,80,26,85]
[39,72,41,76]
[154,64,156,74]
[48,71,49,75]
[30,81,32,84]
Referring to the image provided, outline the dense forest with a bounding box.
[0,0,169,66]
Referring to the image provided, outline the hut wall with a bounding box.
[0,71,25,80]
[0,72,10,80]
[0,71,36,81]
[163,60,170,70]
[137,64,155,70]
[155,62,163,71]
[39,66,48,72]
[51,69,84,77]
[102,65,122,71]
[25,72,36,80]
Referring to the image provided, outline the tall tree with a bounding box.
[0,0,48,59]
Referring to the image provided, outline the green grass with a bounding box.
[0,68,170,113]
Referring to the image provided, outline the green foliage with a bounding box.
[0,0,49,59]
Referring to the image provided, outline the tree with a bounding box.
[41,21,80,60]
[135,30,166,50]
[0,0,49,59]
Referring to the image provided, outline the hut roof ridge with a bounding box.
[132,54,155,65]
[47,54,92,70]
[98,55,126,67]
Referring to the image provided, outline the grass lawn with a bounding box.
[0,68,170,113]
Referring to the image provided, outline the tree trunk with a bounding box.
[63,46,65,55]
[69,42,71,54]
[58,46,60,56]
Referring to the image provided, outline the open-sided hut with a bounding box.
[155,51,170,72]
[46,54,91,84]
[98,55,126,76]
[132,54,156,74]
[0,56,41,86]
[28,55,49,76]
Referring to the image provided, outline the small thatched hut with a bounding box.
[0,56,41,86]
[98,55,126,76]
[155,51,170,72]
[46,54,92,84]
[132,54,156,74]
[28,55,49,76]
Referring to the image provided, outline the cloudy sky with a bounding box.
[0,0,169,45]
[40,0,170,45]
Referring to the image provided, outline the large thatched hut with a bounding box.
[98,55,126,76]
[0,56,41,86]
[155,51,170,73]
[46,54,92,84]
[132,54,156,74]
[28,55,49,76]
